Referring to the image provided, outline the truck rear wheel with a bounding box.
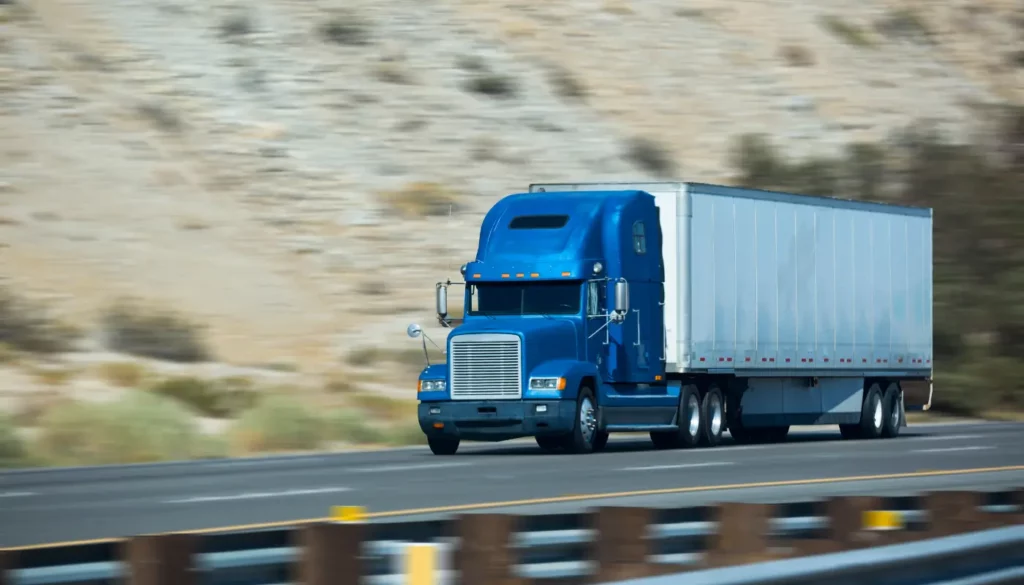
[859,383,885,439]
[881,382,902,438]
[700,385,725,447]
[428,436,459,455]
[651,384,701,449]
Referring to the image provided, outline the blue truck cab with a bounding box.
[408,182,934,455]
[411,189,667,455]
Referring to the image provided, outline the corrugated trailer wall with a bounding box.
[685,183,933,375]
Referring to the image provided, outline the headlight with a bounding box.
[529,377,566,391]
[419,379,446,392]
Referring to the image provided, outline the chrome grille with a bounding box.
[449,333,522,400]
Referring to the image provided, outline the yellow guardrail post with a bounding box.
[403,542,440,585]
[862,510,903,531]
[330,506,367,523]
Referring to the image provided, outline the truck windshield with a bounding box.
[469,282,581,316]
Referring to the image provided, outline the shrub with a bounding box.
[148,375,258,418]
[29,365,78,387]
[464,72,518,99]
[100,299,211,363]
[324,410,389,445]
[346,392,416,421]
[0,412,27,468]
[819,15,874,48]
[625,137,676,177]
[379,181,460,218]
[779,44,815,67]
[0,286,80,353]
[548,66,587,100]
[33,392,219,466]
[319,9,371,46]
[97,361,147,387]
[386,422,427,446]
[229,395,323,454]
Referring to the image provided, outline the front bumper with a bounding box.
[418,400,575,442]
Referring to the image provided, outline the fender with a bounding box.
[417,363,449,402]
[526,359,601,401]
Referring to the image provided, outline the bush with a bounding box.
[324,410,389,445]
[464,72,519,99]
[346,392,417,421]
[32,392,221,466]
[625,137,676,177]
[730,104,1024,416]
[319,9,371,46]
[229,395,322,454]
[97,361,147,387]
[0,412,27,468]
[0,286,80,353]
[100,299,211,363]
[148,375,258,418]
[378,181,460,218]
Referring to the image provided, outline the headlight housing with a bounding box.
[419,379,446,392]
[529,377,566,391]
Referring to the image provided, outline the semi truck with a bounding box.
[407,181,934,455]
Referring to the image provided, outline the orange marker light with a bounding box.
[561,272,571,277]
[530,273,540,278]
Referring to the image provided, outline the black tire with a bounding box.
[881,382,902,439]
[536,435,563,452]
[592,430,610,452]
[428,436,459,455]
[651,384,702,449]
[700,385,725,447]
[859,383,884,439]
[562,386,598,454]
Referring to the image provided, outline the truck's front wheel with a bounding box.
[428,435,459,455]
[562,387,598,454]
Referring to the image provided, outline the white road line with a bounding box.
[0,491,36,498]
[621,462,734,472]
[911,446,993,454]
[909,434,984,442]
[165,487,350,504]
[347,462,472,473]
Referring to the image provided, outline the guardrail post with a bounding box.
[703,502,774,568]
[0,549,15,585]
[924,490,997,537]
[591,506,659,583]
[123,533,199,585]
[293,522,364,585]
[454,514,520,585]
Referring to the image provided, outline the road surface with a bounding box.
[1,421,1022,548]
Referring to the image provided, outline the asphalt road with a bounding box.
[1,421,1022,548]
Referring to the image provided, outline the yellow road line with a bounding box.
[4,464,1022,551]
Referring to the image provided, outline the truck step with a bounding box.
[604,424,679,432]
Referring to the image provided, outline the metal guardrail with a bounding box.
[2,488,1021,585]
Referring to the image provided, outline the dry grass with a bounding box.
[779,44,816,67]
[96,361,147,387]
[345,346,442,370]
[229,395,322,454]
[345,392,417,422]
[378,181,460,218]
[0,286,80,354]
[28,365,78,387]
[0,411,27,468]
[148,375,259,418]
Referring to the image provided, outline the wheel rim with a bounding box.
[872,397,882,429]
[709,394,723,436]
[890,396,900,428]
[580,397,596,442]
[687,395,700,436]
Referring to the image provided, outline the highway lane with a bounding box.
[1,421,1022,548]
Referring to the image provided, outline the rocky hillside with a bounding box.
[1,0,1021,372]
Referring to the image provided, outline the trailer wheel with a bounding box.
[700,385,725,447]
[881,382,902,439]
[562,386,597,454]
[428,436,460,455]
[859,383,884,439]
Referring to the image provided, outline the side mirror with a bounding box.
[614,279,630,314]
[406,323,422,339]
[435,283,448,319]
